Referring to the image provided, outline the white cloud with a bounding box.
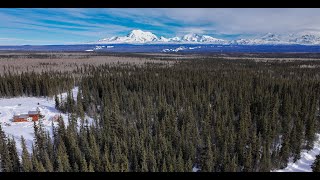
[1,8,320,44]
[104,8,320,35]
[166,8,320,34]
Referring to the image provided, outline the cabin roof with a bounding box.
[28,111,39,115]
[14,114,29,119]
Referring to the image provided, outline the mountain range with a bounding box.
[91,29,320,45]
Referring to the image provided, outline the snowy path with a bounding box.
[274,133,320,172]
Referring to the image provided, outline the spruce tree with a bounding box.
[8,138,20,172]
[312,155,320,172]
[21,136,33,172]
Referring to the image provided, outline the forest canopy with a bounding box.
[0,53,320,172]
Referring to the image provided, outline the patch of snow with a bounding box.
[85,45,110,52]
[59,86,79,100]
[274,133,320,172]
[162,46,187,52]
[94,45,105,50]
[192,166,200,172]
[189,46,201,50]
[299,65,318,68]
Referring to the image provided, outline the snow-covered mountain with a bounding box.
[231,32,320,45]
[93,30,228,44]
[182,33,202,42]
[97,29,159,44]
[288,31,320,45]
[230,33,289,45]
[181,33,227,44]
[92,29,320,45]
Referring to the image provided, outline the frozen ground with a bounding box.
[192,166,200,172]
[0,87,92,155]
[274,133,320,172]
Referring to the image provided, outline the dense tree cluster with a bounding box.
[0,70,74,97]
[0,57,320,172]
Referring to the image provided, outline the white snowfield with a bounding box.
[0,87,93,155]
[85,45,114,52]
[162,46,202,52]
[274,133,320,172]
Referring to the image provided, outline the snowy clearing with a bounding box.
[0,87,92,155]
[274,133,320,172]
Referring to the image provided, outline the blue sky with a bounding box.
[0,8,320,45]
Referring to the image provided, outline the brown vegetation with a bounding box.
[0,52,176,74]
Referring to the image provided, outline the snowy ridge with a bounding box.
[231,32,320,45]
[91,29,320,45]
[97,29,159,44]
[93,30,227,44]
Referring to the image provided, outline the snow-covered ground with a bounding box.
[0,87,92,155]
[162,46,188,52]
[162,46,203,52]
[85,45,114,52]
[274,133,320,172]
[192,166,200,172]
[59,86,79,100]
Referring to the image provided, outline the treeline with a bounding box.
[0,71,75,97]
[0,58,320,172]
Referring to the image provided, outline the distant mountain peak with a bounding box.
[129,29,144,34]
[182,33,202,42]
[127,29,158,41]
[93,29,228,44]
[92,29,320,45]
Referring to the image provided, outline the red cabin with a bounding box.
[28,111,39,121]
[13,109,41,122]
[13,114,29,122]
